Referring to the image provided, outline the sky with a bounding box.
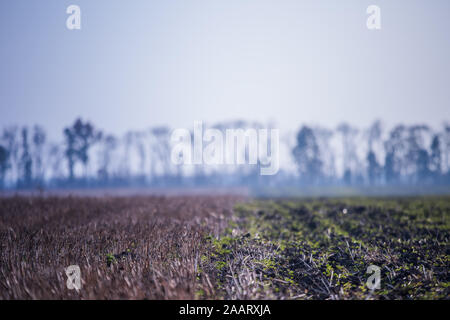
[0,0,449,140]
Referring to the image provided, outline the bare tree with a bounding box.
[444,124,450,174]
[150,127,172,181]
[407,125,430,182]
[47,144,64,181]
[337,123,359,184]
[366,120,382,185]
[384,125,408,184]
[98,134,117,181]
[64,119,101,181]
[2,126,20,184]
[292,126,322,184]
[0,145,9,188]
[19,127,32,187]
[32,125,46,182]
[314,127,335,181]
[430,134,442,180]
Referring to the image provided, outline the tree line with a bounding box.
[0,118,449,189]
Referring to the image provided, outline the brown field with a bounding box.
[0,195,244,299]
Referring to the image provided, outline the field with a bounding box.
[0,195,449,299]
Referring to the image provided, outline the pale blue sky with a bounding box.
[1,0,449,139]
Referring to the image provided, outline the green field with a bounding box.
[203,197,450,299]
